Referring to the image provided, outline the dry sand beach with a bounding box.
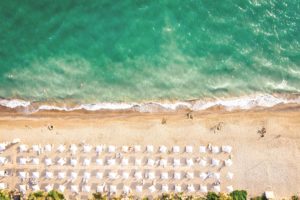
[0,106,300,199]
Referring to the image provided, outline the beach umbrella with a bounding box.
[175,185,181,193]
[222,145,232,153]
[107,158,116,166]
[32,184,40,192]
[265,191,275,199]
[108,145,116,153]
[58,172,65,179]
[135,158,142,166]
[58,185,65,193]
[185,145,193,153]
[225,159,233,167]
[44,144,52,152]
[32,171,39,179]
[45,184,53,192]
[45,171,53,179]
[0,157,7,165]
[134,145,141,152]
[45,158,52,166]
[147,171,155,180]
[70,158,77,166]
[159,145,167,153]
[174,172,181,180]
[57,145,65,153]
[227,185,233,193]
[123,185,130,194]
[0,144,6,151]
[188,184,195,192]
[0,183,6,190]
[212,146,220,154]
[96,145,103,153]
[186,158,194,167]
[19,184,26,193]
[227,172,234,180]
[96,159,103,165]
[122,146,129,153]
[97,185,104,193]
[19,144,28,152]
[162,184,168,193]
[109,172,117,180]
[122,171,129,179]
[199,159,207,167]
[0,170,5,177]
[19,157,27,165]
[70,172,77,180]
[186,172,194,179]
[82,185,91,192]
[19,171,27,179]
[32,145,40,153]
[83,158,91,166]
[96,172,103,179]
[173,146,180,153]
[84,172,91,179]
[121,158,129,166]
[200,172,207,180]
[32,158,39,165]
[161,172,168,180]
[70,144,77,154]
[213,185,221,193]
[83,144,92,153]
[200,185,208,193]
[173,158,181,167]
[214,172,221,180]
[57,158,66,166]
[110,185,117,193]
[147,158,155,166]
[199,146,206,153]
[146,145,154,153]
[134,171,143,180]
[71,185,79,193]
[211,158,220,167]
[136,185,143,193]
[160,159,167,167]
[149,185,156,193]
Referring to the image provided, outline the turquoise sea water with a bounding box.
[0,0,299,109]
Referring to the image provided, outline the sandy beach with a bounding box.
[0,106,300,199]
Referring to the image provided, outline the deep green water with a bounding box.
[0,0,299,104]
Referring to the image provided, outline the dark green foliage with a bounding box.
[206,192,220,200]
[46,190,65,200]
[0,190,10,200]
[291,195,299,200]
[230,190,247,200]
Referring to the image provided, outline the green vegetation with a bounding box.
[0,190,10,200]
[230,190,247,200]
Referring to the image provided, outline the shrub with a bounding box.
[291,195,299,200]
[207,192,220,200]
[46,190,65,200]
[0,190,10,200]
[28,191,47,200]
[91,192,108,200]
[230,190,247,200]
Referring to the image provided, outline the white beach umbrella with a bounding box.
[58,172,66,179]
[186,158,194,167]
[71,185,79,194]
[185,145,193,153]
[147,171,155,180]
[135,158,142,166]
[70,172,77,180]
[70,158,77,166]
[175,185,182,193]
[96,159,103,166]
[134,171,143,180]
[136,185,143,193]
[188,184,195,192]
[149,185,156,193]
[212,146,220,154]
[45,184,53,192]
[32,158,39,165]
[83,172,91,179]
[122,171,129,179]
[121,158,129,166]
[122,145,129,153]
[174,172,181,180]
[227,185,234,193]
[199,146,206,153]
[19,157,27,165]
[57,145,65,153]
[108,145,116,153]
[161,172,168,180]
[146,145,154,153]
[82,185,91,192]
[160,159,167,167]
[213,185,221,193]
[44,144,52,152]
[134,145,141,152]
[44,158,52,166]
[227,172,234,180]
[83,144,92,153]
[45,171,53,179]
[32,171,39,179]
[110,185,117,193]
[211,158,220,167]
[70,144,77,154]
[32,184,40,192]
[96,145,103,153]
[97,185,104,193]
[162,184,169,193]
[200,185,208,193]
[123,185,130,194]
[199,158,207,167]
[19,171,27,179]
[0,183,6,190]
[96,172,103,179]
[173,158,181,167]
[57,158,66,166]
[147,158,155,166]
[159,145,167,153]
[107,158,116,166]
[0,144,6,152]
[32,145,40,153]
[19,144,28,152]
[214,172,220,180]
[173,146,180,153]
[222,145,232,153]
[19,184,26,193]
[225,159,233,167]
[83,158,91,166]
[200,172,208,180]
[186,172,194,179]
[0,157,7,165]
[109,172,118,180]
[0,171,5,177]
[58,185,65,193]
